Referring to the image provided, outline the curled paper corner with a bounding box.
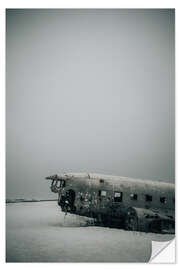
[149,238,175,263]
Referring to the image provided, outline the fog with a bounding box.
[6,9,175,199]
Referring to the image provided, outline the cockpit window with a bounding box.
[56,181,61,188]
[60,180,66,187]
[51,180,65,190]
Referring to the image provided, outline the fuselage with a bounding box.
[46,173,175,233]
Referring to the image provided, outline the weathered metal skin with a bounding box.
[45,173,175,233]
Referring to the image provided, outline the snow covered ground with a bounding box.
[6,201,174,262]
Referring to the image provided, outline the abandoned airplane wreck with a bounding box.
[45,173,175,234]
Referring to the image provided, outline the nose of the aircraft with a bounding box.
[45,174,58,180]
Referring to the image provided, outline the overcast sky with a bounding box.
[6,9,175,199]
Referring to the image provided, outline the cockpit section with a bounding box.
[50,179,66,193]
[45,174,66,193]
[45,174,76,213]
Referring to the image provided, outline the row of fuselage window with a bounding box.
[53,180,174,205]
[98,190,175,204]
